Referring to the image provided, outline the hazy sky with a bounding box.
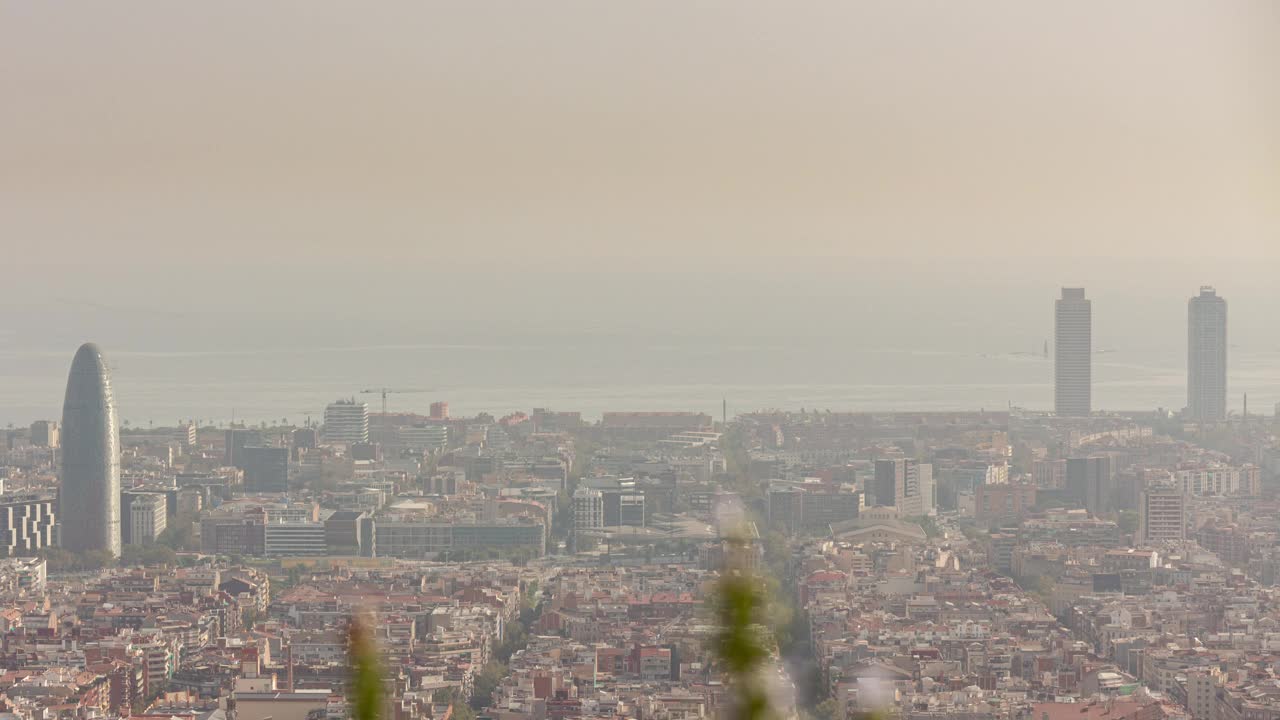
[4,1,1277,281]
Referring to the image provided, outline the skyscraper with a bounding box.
[1188,286,1227,423]
[1054,287,1091,416]
[59,343,121,556]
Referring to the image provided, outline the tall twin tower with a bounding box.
[1053,287,1227,420]
[59,343,122,556]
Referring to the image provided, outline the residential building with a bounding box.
[975,482,1037,522]
[1138,482,1185,545]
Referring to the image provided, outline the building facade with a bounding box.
[1187,286,1227,423]
[0,495,56,556]
[1054,288,1092,416]
[129,494,168,545]
[323,400,370,445]
[59,343,122,556]
[1138,483,1185,545]
[240,446,289,493]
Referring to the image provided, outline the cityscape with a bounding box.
[4,4,1278,720]
[2,283,1280,720]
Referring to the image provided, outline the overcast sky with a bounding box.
[3,1,1278,285]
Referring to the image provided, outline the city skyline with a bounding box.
[2,4,1278,720]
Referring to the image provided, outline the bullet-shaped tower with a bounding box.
[59,343,121,556]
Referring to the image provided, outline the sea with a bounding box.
[5,260,1280,427]
[4,338,1279,428]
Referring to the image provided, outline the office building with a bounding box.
[603,491,646,527]
[429,401,449,420]
[324,510,369,556]
[224,428,262,467]
[30,421,59,449]
[572,487,605,530]
[767,484,860,535]
[1188,286,1227,423]
[873,459,905,507]
[121,490,165,545]
[240,446,289,493]
[324,400,369,445]
[1032,459,1066,489]
[371,519,545,559]
[129,493,167,545]
[1067,456,1113,516]
[201,512,267,556]
[59,343,122,556]
[872,459,929,515]
[0,495,56,556]
[398,425,449,452]
[1054,288,1091,416]
[264,521,328,556]
[1138,482,1185,545]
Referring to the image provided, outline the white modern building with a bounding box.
[130,493,168,545]
[397,425,448,452]
[324,400,369,445]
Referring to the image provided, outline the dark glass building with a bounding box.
[59,343,122,556]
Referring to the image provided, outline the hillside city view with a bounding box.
[3,4,1279,720]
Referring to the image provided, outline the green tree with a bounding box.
[121,544,179,567]
[1117,511,1139,535]
[813,698,841,720]
[711,570,775,720]
[470,661,507,710]
[349,614,382,720]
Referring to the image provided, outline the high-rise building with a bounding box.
[1054,287,1091,416]
[872,459,931,516]
[129,493,167,545]
[1138,482,1185,545]
[1067,456,1113,516]
[873,459,906,507]
[429,401,450,420]
[59,343,122,556]
[324,400,369,445]
[30,421,59,449]
[1188,286,1227,423]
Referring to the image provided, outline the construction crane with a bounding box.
[359,387,431,415]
